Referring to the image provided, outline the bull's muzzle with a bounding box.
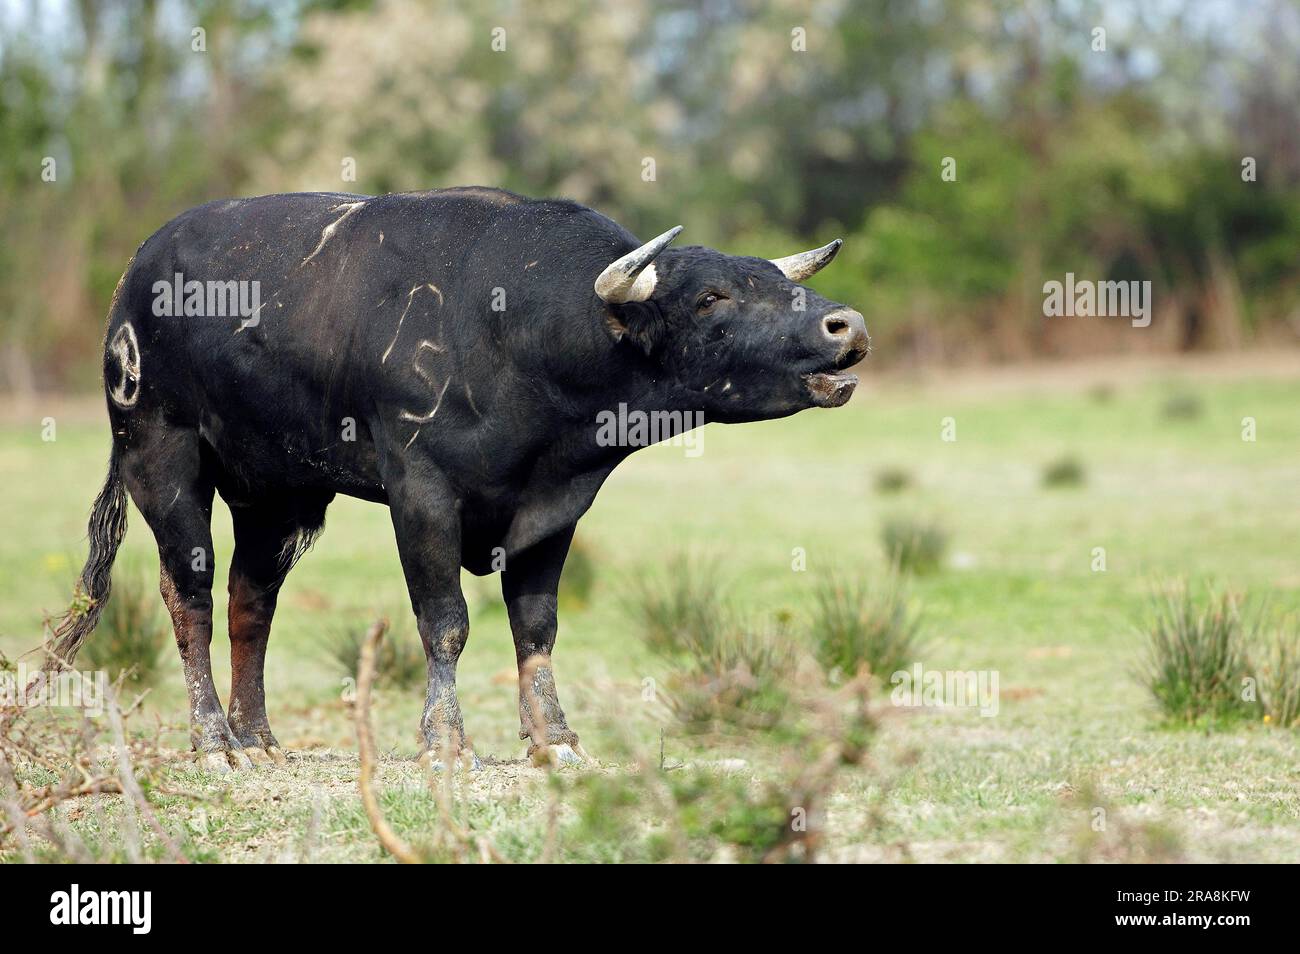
[821,308,870,368]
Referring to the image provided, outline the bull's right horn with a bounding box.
[770,239,843,282]
[594,226,683,303]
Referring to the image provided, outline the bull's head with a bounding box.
[595,227,868,422]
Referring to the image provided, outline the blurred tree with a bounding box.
[0,0,295,392]
[0,0,1296,390]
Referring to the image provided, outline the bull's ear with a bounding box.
[770,239,842,281]
[605,301,666,356]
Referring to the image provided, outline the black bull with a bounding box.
[48,187,868,770]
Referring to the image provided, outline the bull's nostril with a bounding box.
[824,316,849,336]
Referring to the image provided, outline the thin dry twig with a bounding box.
[0,754,36,863]
[354,618,422,864]
[105,687,187,863]
[0,662,192,860]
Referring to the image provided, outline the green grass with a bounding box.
[3,360,1300,862]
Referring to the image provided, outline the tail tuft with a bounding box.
[44,448,128,671]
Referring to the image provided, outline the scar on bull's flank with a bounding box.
[382,283,443,364]
[400,378,453,425]
[300,200,367,266]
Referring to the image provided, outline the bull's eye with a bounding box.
[696,292,725,312]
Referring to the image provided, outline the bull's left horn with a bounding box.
[594,226,683,303]
[770,239,843,281]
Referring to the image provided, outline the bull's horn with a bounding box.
[594,226,683,303]
[770,238,843,281]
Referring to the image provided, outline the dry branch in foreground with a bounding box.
[354,617,422,864]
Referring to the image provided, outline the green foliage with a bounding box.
[623,557,799,733]
[1255,620,1300,730]
[1161,392,1204,421]
[873,466,913,494]
[557,670,874,863]
[881,515,948,575]
[2,2,1298,391]
[670,770,794,863]
[662,623,799,736]
[1041,454,1086,488]
[326,621,425,690]
[79,569,169,685]
[556,766,800,864]
[1066,779,1187,864]
[557,535,597,610]
[808,571,926,683]
[622,557,730,660]
[1087,383,1116,404]
[1138,585,1254,726]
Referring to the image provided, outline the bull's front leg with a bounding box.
[387,468,479,769]
[502,526,587,766]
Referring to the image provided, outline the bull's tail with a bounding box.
[43,446,129,671]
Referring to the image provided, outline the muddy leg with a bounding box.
[123,432,250,773]
[387,467,478,768]
[225,569,281,764]
[502,526,585,765]
[222,495,330,765]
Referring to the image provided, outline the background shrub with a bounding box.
[873,466,913,494]
[1255,620,1300,729]
[807,571,926,683]
[79,567,170,685]
[1161,392,1205,421]
[1138,584,1253,725]
[558,534,597,610]
[622,557,729,660]
[881,516,949,575]
[327,620,425,690]
[1041,454,1086,488]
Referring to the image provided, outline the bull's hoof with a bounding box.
[230,721,285,765]
[422,749,483,773]
[242,745,288,767]
[193,714,259,773]
[528,742,588,768]
[196,747,254,773]
[196,751,231,774]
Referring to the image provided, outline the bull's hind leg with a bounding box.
[120,428,251,772]
[502,526,587,766]
[223,493,331,766]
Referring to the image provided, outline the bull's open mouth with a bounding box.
[804,370,859,407]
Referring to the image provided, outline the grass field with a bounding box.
[2,354,1299,863]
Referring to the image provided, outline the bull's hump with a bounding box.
[420,185,525,207]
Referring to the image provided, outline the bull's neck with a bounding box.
[583,304,702,413]
[551,314,705,469]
